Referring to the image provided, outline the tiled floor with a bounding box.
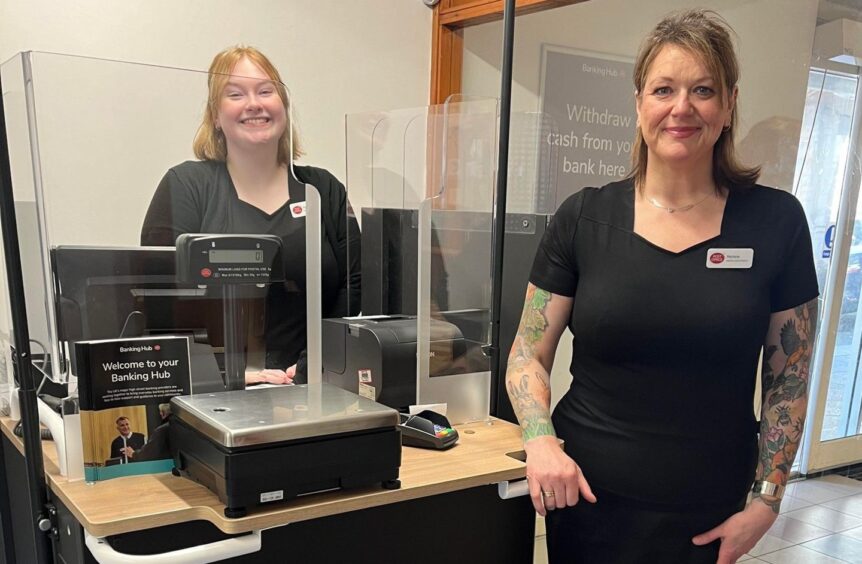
[532,475,862,563]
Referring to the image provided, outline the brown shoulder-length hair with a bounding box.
[629,9,759,191]
[193,45,303,164]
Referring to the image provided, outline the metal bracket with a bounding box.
[497,479,529,499]
[37,502,58,540]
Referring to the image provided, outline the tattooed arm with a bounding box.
[507,283,570,441]
[754,298,817,512]
[693,298,818,563]
[506,283,595,515]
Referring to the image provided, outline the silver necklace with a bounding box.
[646,192,712,214]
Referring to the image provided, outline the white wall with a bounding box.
[0,0,432,190]
[461,0,820,407]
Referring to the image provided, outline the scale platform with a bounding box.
[169,383,402,517]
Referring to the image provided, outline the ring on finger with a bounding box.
[542,490,555,497]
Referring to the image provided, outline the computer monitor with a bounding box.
[51,245,255,392]
[52,246,218,341]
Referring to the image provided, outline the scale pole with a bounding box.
[221,285,245,391]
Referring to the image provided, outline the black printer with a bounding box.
[322,315,489,410]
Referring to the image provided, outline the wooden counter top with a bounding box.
[1,415,527,537]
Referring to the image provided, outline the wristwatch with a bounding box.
[752,480,785,500]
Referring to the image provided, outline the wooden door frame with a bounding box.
[429,0,583,104]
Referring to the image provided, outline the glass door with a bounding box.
[799,66,862,473]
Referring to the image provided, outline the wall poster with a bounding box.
[539,45,637,208]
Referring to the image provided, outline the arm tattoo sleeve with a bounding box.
[507,286,556,442]
[755,298,818,513]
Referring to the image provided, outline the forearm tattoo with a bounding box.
[756,298,817,513]
[507,286,556,442]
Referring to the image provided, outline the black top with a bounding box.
[110,432,145,463]
[530,178,819,507]
[140,160,360,377]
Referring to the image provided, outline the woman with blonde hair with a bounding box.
[507,10,817,563]
[142,46,359,385]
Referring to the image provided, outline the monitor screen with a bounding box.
[51,246,261,392]
[52,246,226,344]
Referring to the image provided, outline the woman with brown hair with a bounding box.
[141,46,359,385]
[507,10,818,563]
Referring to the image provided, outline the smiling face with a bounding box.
[214,57,287,156]
[116,418,130,435]
[636,45,736,172]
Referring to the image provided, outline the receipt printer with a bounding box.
[322,315,468,410]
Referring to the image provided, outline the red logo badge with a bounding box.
[293,205,303,215]
[709,253,725,264]
[200,267,212,278]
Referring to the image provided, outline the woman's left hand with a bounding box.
[246,365,297,385]
[692,499,778,564]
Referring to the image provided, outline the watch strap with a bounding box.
[752,480,785,500]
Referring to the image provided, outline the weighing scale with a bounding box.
[169,234,402,518]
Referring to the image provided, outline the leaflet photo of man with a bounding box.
[110,416,146,463]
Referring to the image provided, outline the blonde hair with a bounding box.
[193,45,303,164]
[629,9,759,191]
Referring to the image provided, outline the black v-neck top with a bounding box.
[530,178,819,507]
[141,160,360,376]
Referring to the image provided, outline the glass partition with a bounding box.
[0,213,11,418]
[507,109,559,216]
[1,52,50,386]
[0,54,26,413]
[1,51,327,478]
[344,97,497,424]
[1,52,211,388]
[341,92,558,424]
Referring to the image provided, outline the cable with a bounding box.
[119,310,145,338]
[13,420,52,441]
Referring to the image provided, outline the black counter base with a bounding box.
[2,432,52,564]
[68,484,534,563]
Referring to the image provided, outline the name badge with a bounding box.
[290,201,307,218]
[706,248,754,269]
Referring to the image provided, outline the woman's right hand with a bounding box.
[524,435,596,516]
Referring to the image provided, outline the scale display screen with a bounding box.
[176,234,284,285]
[208,249,264,264]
